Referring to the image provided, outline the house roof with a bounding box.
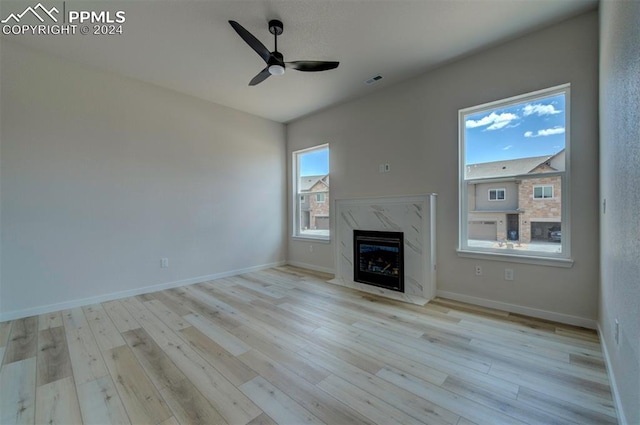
[300,175,329,192]
[466,154,559,179]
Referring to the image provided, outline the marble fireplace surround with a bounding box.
[329,194,437,305]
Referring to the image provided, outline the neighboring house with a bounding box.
[466,150,564,243]
[299,174,329,230]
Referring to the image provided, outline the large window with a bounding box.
[459,85,570,262]
[293,144,330,240]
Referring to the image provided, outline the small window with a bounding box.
[293,144,329,240]
[533,185,553,199]
[488,188,506,201]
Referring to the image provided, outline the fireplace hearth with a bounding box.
[353,230,404,292]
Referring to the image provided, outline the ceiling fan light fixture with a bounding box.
[268,64,285,75]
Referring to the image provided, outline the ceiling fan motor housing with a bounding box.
[269,51,284,66]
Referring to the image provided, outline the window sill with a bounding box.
[456,249,573,268]
[292,235,331,244]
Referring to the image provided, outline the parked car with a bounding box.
[549,230,561,242]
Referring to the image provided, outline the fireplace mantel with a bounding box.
[329,194,437,305]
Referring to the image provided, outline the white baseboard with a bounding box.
[436,290,597,329]
[597,323,628,425]
[0,260,286,322]
[286,261,334,275]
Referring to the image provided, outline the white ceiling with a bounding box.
[2,0,597,123]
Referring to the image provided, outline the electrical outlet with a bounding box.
[475,265,482,276]
[309,244,313,253]
[161,258,169,268]
[615,318,619,345]
[505,268,514,281]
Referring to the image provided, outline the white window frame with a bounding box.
[458,84,572,266]
[488,188,506,201]
[316,193,326,203]
[292,144,330,241]
[533,185,554,199]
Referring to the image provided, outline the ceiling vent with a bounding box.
[365,75,383,85]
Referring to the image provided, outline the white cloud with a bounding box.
[523,103,562,116]
[503,145,513,150]
[539,127,565,136]
[465,112,519,130]
[524,126,565,138]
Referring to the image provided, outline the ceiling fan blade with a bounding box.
[229,20,270,64]
[286,61,339,72]
[249,67,271,86]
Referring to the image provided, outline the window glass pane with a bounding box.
[466,175,563,254]
[461,87,567,258]
[534,187,543,198]
[295,146,329,239]
[464,92,565,178]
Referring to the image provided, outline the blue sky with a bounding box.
[300,148,329,176]
[465,93,566,165]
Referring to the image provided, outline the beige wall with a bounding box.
[599,1,640,423]
[0,40,287,319]
[288,11,599,325]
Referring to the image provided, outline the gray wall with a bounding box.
[599,1,640,423]
[0,40,287,319]
[288,11,599,326]
[473,182,518,212]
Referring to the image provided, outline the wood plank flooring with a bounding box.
[0,266,617,425]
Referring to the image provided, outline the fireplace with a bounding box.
[353,230,404,292]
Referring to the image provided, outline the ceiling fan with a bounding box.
[228,19,339,86]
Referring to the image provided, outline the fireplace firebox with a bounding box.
[353,230,404,292]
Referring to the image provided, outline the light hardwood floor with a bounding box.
[0,266,617,425]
